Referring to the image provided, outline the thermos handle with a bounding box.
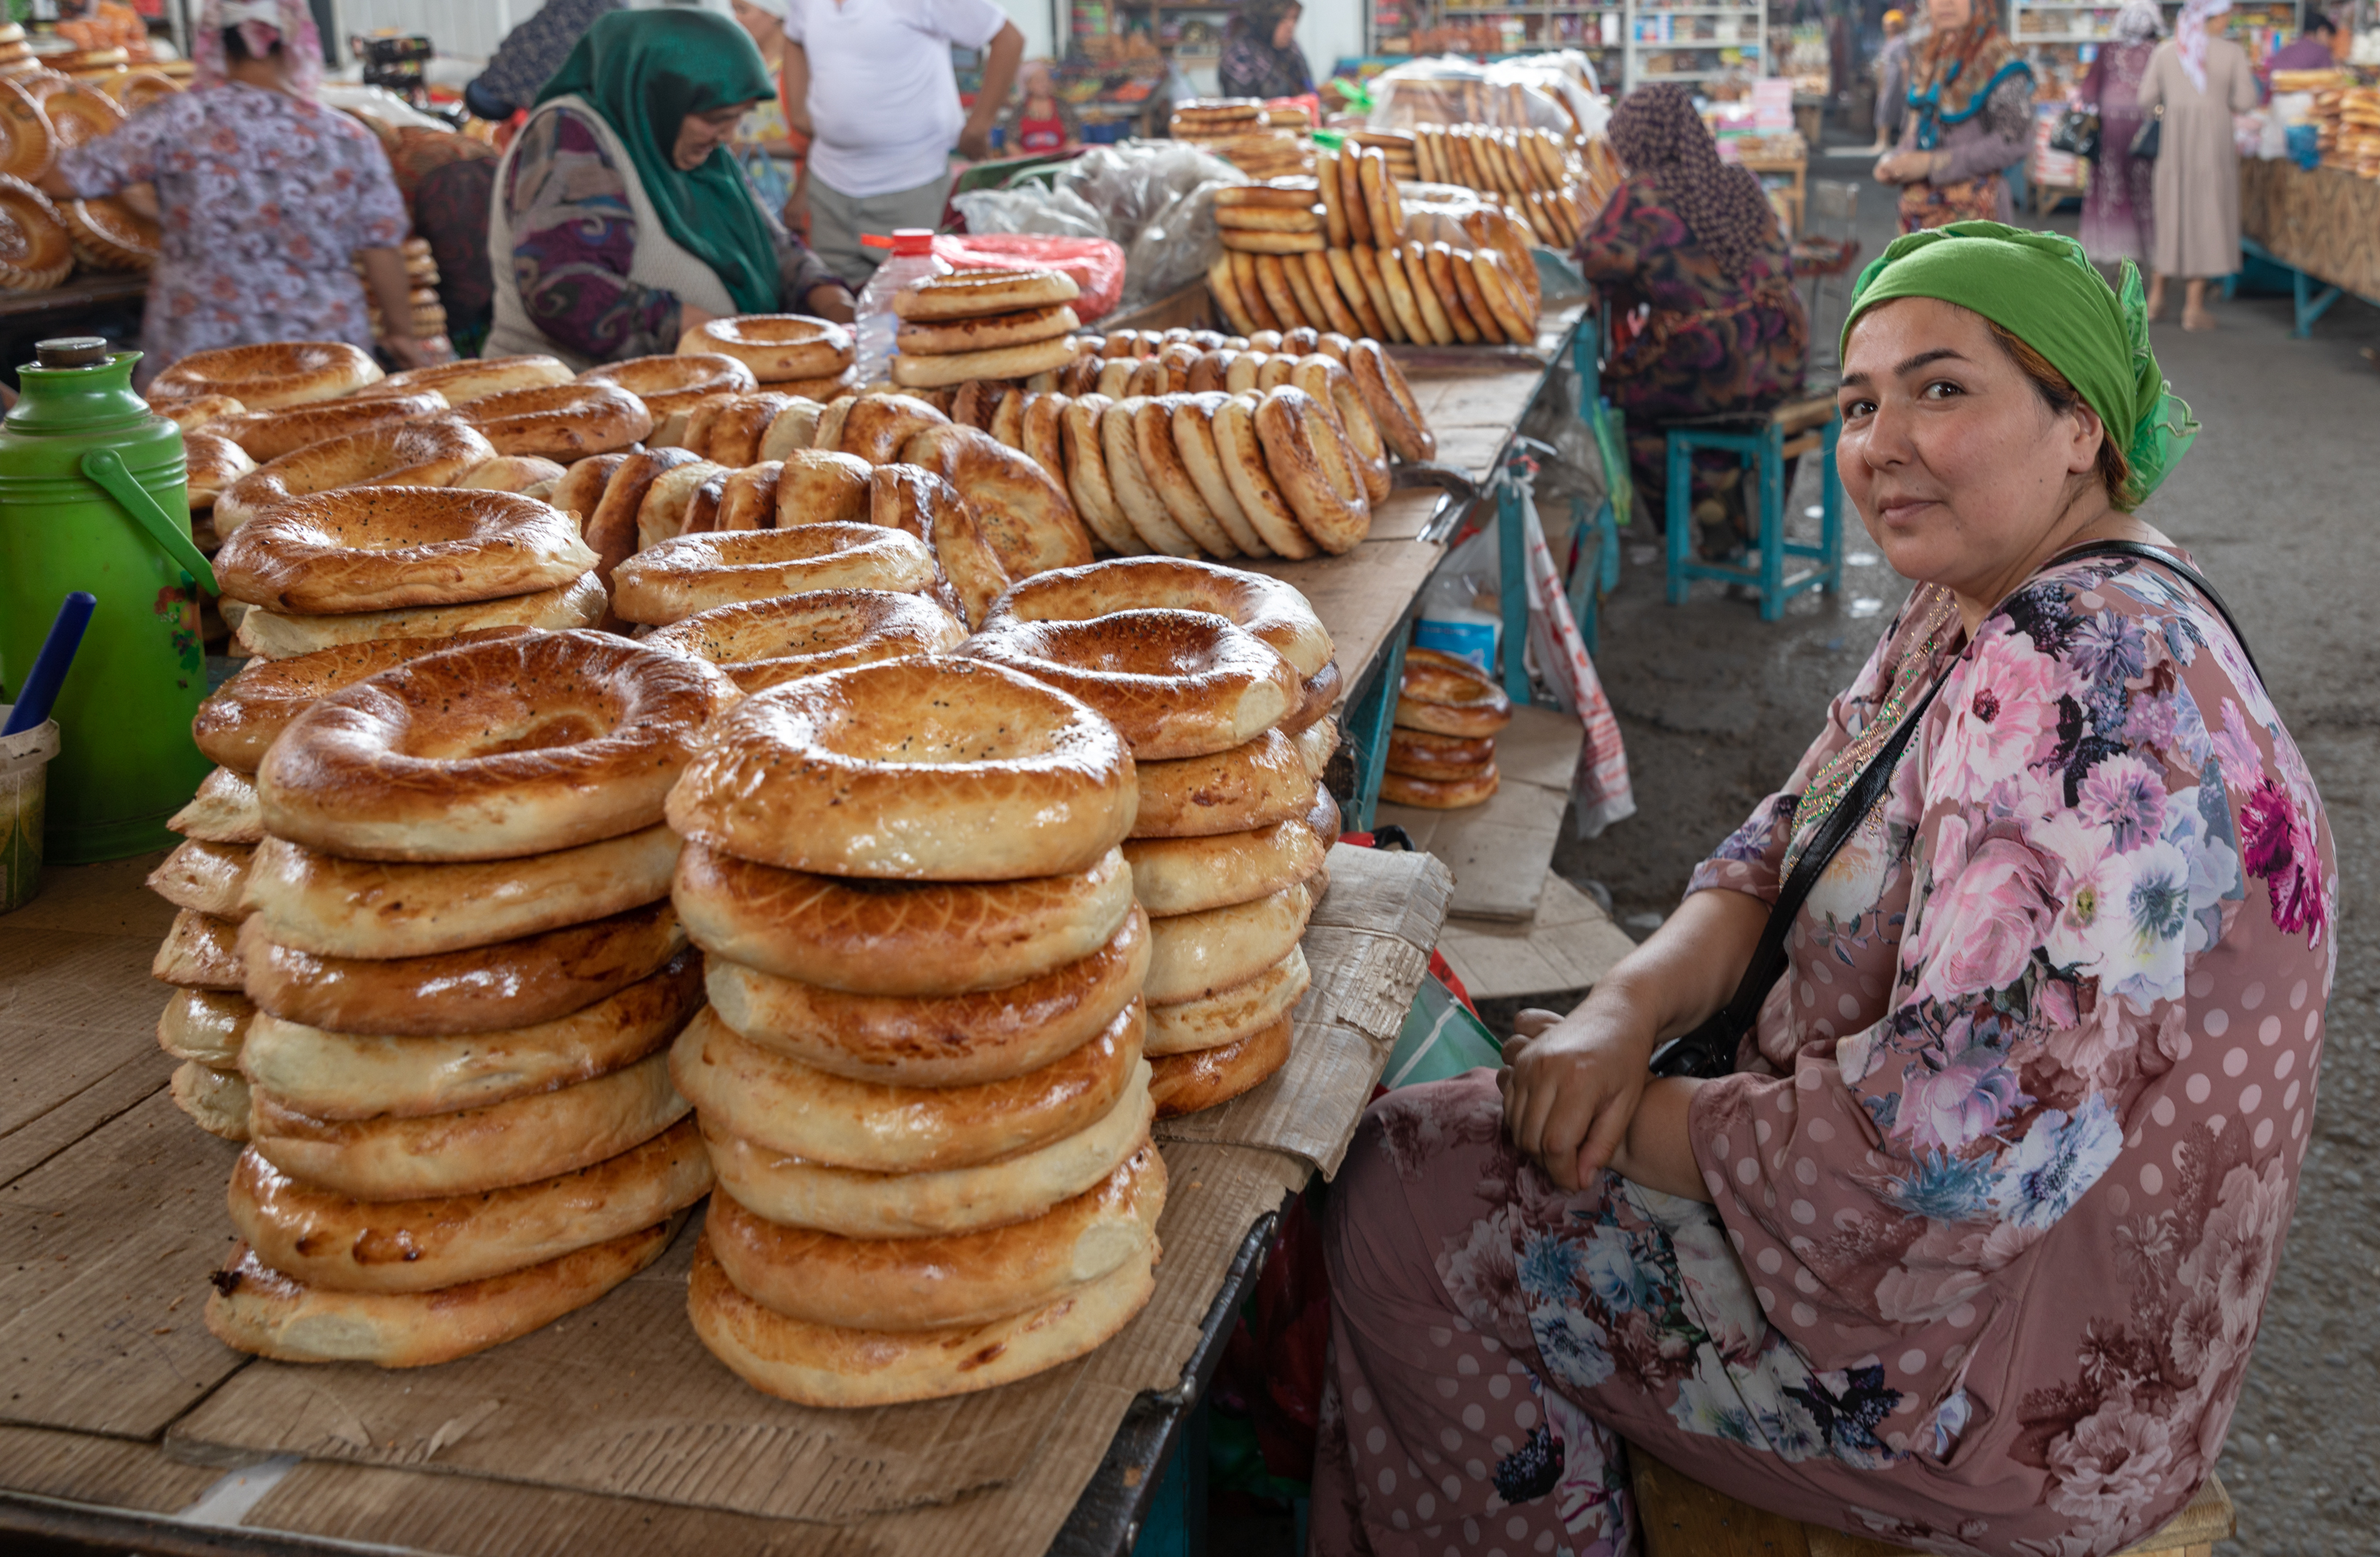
[79,447,218,597]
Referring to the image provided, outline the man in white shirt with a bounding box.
[781,0,1024,283]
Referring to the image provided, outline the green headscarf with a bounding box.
[1839,221,2197,508]
[538,8,781,315]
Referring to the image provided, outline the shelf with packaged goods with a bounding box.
[1626,0,1767,86]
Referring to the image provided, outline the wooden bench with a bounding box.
[1630,1448,2237,1557]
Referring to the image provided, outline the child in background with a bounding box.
[1006,60,1075,154]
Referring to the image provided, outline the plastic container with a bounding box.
[853,228,950,389]
[0,708,60,914]
[0,337,214,863]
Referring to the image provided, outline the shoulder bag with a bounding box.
[1648,541,2256,1079]
[2130,103,2164,160]
[2050,107,2102,159]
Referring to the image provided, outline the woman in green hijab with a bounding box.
[487,7,853,368]
[1314,223,2330,1557]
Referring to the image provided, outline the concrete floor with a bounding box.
[1551,173,2380,1556]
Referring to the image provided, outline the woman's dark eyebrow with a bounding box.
[1836,347,1970,392]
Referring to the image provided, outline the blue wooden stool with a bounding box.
[1663,396,1844,622]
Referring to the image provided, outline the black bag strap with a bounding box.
[1648,539,2258,1080]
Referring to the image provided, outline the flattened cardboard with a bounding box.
[0,1090,247,1437]
[1253,538,1445,689]
[1156,846,1452,1177]
[0,1424,223,1512]
[166,1143,1306,1529]
[213,1143,1306,1557]
[1378,704,1585,922]
[1436,873,1639,1000]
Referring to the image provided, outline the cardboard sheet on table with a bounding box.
[1155,845,1452,1177]
[165,1142,1307,1528]
[1377,704,1583,922]
[196,1148,1308,1557]
[1436,872,1639,1000]
[1252,538,1446,688]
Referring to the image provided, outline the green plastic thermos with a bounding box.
[0,337,218,863]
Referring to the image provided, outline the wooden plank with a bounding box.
[0,1089,248,1438]
[1630,1448,1811,1557]
[0,1424,220,1513]
[1436,873,1639,1000]
[1251,537,1445,690]
[1377,704,1583,923]
[0,853,177,939]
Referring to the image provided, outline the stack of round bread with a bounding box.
[1025,347,1384,563]
[202,630,733,1367]
[1214,178,1324,258]
[1166,97,1264,143]
[0,171,73,292]
[677,313,855,401]
[152,628,540,1139]
[1206,148,1543,349]
[211,485,605,659]
[968,559,1340,1118]
[888,268,1083,393]
[1384,645,1512,809]
[663,656,1162,1406]
[358,237,449,346]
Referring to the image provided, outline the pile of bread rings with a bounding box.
[1206,153,1544,348]
[159,629,732,1368]
[0,49,167,295]
[963,559,1340,1118]
[666,652,1161,1407]
[888,267,1083,390]
[1383,646,1513,809]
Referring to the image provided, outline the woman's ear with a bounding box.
[2066,401,2107,479]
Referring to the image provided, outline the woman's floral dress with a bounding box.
[1317,551,2334,1557]
[55,82,407,368]
[1573,173,1809,523]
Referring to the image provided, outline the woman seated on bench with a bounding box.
[1317,224,2331,1556]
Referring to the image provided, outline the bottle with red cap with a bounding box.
[852,228,950,389]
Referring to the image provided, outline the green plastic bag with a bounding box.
[1381,976,1505,1090]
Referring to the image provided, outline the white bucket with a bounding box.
[0,707,61,914]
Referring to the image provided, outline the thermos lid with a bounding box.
[33,337,110,369]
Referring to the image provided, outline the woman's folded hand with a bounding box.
[1498,996,1660,1193]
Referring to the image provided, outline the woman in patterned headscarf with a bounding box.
[1574,84,1809,552]
[1874,0,2034,231]
[2077,0,2163,272]
[40,0,426,380]
[2137,0,2257,328]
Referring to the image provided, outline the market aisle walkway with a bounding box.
[1557,204,2380,1557]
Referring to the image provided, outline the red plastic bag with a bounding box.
[928,233,1126,323]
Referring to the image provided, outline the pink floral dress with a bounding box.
[55,82,408,369]
[1317,550,2334,1557]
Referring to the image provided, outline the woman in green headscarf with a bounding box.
[487,6,853,368]
[1313,223,2331,1557]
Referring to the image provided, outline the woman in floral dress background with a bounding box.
[1316,223,2333,1557]
[2077,1,2163,275]
[44,0,426,382]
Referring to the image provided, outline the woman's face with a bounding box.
[673,105,752,170]
[1836,297,2109,604]
[1927,0,1972,31]
[1272,8,1302,49]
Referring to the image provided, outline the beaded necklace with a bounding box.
[1781,591,1961,878]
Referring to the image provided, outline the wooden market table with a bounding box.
[0,318,1585,1557]
[2238,157,2380,338]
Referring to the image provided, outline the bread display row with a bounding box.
[142,319,1376,1403]
[0,43,167,293]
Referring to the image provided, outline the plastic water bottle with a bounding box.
[853,228,949,388]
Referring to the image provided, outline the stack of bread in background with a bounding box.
[194,630,728,1366]
[1384,645,1512,810]
[0,40,172,296]
[1169,97,1314,180]
[663,655,1162,1406]
[1209,143,1542,348]
[354,238,448,356]
[888,268,1083,392]
[1404,122,1606,248]
[961,558,1338,1118]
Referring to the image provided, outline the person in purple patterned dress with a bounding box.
[2078,1,2163,271]
[44,0,424,380]
[1316,225,2332,1557]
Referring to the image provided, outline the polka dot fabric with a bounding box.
[1323,558,2335,1556]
